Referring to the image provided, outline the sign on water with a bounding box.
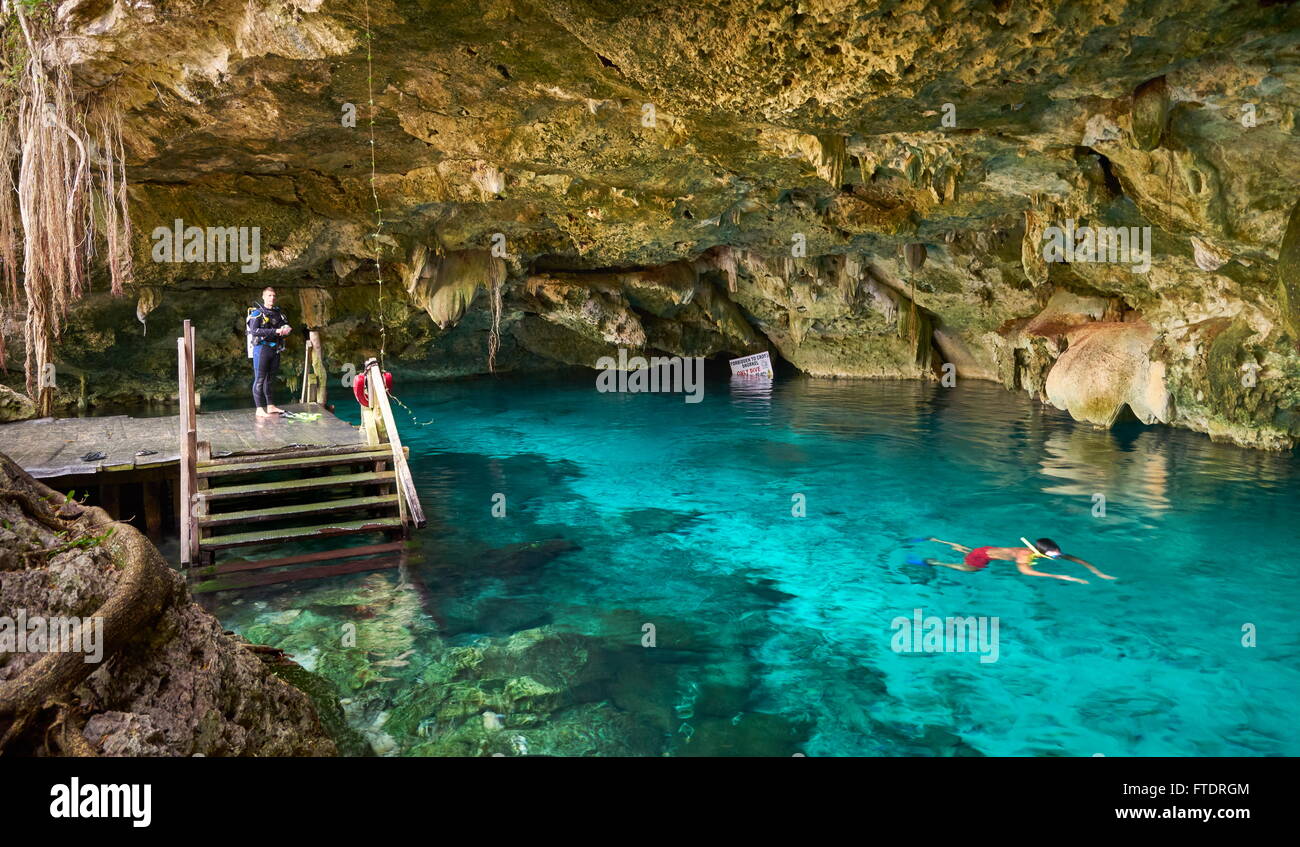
[730,351,774,378]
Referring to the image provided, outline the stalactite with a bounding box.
[815,134,846,188]
[1022,209,1048,286]
[135,287,160,336]
[297,287,332,329]
[1131,76,1170,151]
[406,248,506,330]
[1278,199,1300,338]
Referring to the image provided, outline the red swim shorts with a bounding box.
[964,546,994,569]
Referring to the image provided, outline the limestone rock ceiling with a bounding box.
[39,0,1300,447]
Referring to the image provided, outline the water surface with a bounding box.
[215,371,1300,756]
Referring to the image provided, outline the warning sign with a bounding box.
[729,351,774,378]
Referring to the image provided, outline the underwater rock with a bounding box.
[479,537,581,573]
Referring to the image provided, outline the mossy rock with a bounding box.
[1205,318,1258,421]
[271,662,373,757]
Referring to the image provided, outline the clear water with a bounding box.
[214,371,1300,756]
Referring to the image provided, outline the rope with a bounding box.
[364,0,386,371]
[358,8,434,429]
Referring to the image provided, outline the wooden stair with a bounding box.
[178,333,425,591]
[194,442,408,557]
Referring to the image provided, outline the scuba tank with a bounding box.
[246,306,258,358]
[247,304,284,356]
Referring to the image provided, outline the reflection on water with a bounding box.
[209,371,1300,757]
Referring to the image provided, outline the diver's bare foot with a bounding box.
[266,405,285,414]
[255,408,270,418]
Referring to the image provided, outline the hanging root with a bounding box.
[488,274,503,372]
[1,3,133,411]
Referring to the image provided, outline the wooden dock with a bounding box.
[0,321,426,592]
[0,403,362,478]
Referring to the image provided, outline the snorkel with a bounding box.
[1021,537,1063,561]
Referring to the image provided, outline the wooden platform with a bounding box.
[0,403,362,479]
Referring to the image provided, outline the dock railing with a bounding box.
[362,359,426,529]
[299,331,328,406]
[178,320,198,565]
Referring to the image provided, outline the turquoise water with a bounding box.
[221,371,1300,756]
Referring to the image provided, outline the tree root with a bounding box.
[0,457,175,754]
[0,486,69,535]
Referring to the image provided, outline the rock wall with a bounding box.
[2,0,1298,448]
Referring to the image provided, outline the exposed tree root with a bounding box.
[0,456,173,755]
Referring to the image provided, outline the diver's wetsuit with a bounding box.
[247,304,289,409]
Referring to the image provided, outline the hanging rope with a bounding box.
[364,0,386,371]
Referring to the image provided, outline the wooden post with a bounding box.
[309,330,326,407]
[143,482,162,542]
[178,320,200,566]
[178,334,193,565]
[299,338,312,404]
[100,483,119,521]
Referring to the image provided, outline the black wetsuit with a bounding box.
[248,304,289,409]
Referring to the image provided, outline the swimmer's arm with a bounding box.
[1060,554,1115,580]
[1016,558,1087,583]
[927,538,973,553]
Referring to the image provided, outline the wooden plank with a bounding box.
[198,516,402,550]
[366,363,425,529]
[198,470,396,501]
[197,448,393,478]
[178,335,192,565]
[198,541,408,576]
[198,494,398,527]
[191,555,402,593]
[198,443,388,467]
[0,403,360,480]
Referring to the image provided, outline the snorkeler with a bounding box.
[917,537,1115,584]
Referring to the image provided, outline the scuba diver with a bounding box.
[247,286,292,417]
[916,537,1115,584]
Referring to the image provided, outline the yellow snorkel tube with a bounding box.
[1021,537,1051,561]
